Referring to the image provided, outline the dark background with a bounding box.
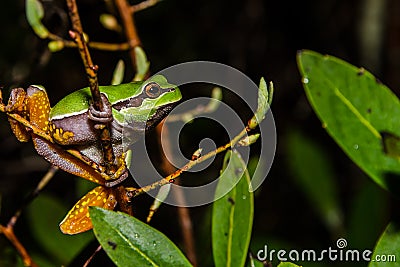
[0,0,399,266]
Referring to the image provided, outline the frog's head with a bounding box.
[114,75,181,131]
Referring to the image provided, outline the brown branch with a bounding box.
[130,0,161,13]
[66,0,102,111]
[0,166,58,267]
[1,225,38,267]
[83,245,102,267]
[114,0,142,70]
[155,121,198,266]
[128,126,249,197]
[51,38,131,51]
[66,0,117,174]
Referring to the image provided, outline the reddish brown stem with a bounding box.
[155,121,198,266]
[114,0,142,70]
[1,225,38,267]
[130,0,160,13]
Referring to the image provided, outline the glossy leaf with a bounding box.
[249,78,273,129]
[25,0,49,38]
[90,207,192,267]
[369,222,400,267]
[297,50,400,193]
[147,183,171,223]
[134,46,150,81]
[112,60,125,85]
[212,150,254,267]
[286,129,342,233]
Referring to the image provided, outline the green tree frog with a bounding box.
[5,75,181,187]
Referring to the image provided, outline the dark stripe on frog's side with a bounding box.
[112,86,176,111]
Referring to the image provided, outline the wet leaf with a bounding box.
[249,78,273,129]
[369,222,400,267]
[212,150,254,267]
[297,50,400,193]
[90,207,192,267]
[133,46,150,81]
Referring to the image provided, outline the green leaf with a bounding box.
[99,14,121,32]
[297,50,400,193]
[111,60,125,85]
[27,193,93,264]
[47,40,64,52]
[212,150,254,267]
[246,254,265,267]
[249,78,273,129]
[238,134,260,147]
[90,207,192,267]
[133,46,150,81]
[286,128,343,234]
[369,222,400,267]
[147,184,171,223]
[277,262,302,267]
[25,0,49,38]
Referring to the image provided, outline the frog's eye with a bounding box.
[144,82,161,98]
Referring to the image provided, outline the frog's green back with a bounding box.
[49,82,143,119]
[49,75,177,119]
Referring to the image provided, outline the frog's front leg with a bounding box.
[87,92,130,185]
[88,93,113,124]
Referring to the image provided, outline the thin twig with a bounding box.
[166,87,222,122]
[130,0,161,13]
[114,0,142,70]
[0,166,57,267]
[51,38,131,51]
[47,32,130,51]
[83,245,103,267]
[0,225,38,267]
[66,0,117,174]
[127,127,249,197]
